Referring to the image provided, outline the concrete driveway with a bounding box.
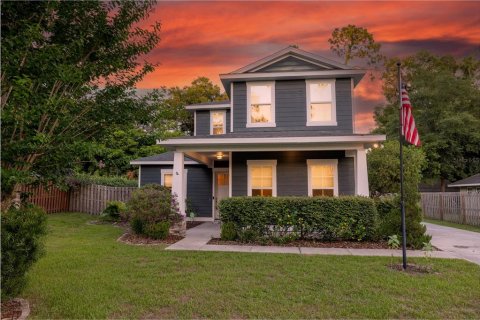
[425,222,480,265]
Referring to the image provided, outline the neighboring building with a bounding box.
[131,46,385,220]
[448,174,480,193]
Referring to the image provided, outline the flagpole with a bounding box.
[397,62,407,270]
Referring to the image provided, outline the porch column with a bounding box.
[356,148,369,196]
[172,151,186,216]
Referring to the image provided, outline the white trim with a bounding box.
[448,183,480,188]
[221,69,366,81]
[130,161,199,165]
[185,104,230,110]
[212,168,229,219]
[356,148,369,196]
[231,47,349,74]
[250,54,337,73]
[194,111,197,136]
[307,159,338,196]
[138,166,141,187]
[305,79,337,126]
[230,82,234,132]
[210,110,226,135]
[247,160,277,197]
[160,169,173,187]
[246,81,276,128]
[228,152,232,197]
[351,78,356,133]
[159,135,386,147]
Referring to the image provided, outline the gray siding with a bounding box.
[195,109,231,136]
[256,56,326,73]
[140,164,212,217]
[232,151,355,197]
[232,79,353,133]
[195,110,210,136]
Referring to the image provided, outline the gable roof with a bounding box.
[220,46,366,94]
[130,152,200,165]
[448,173,480,188]
[230,46,350,74]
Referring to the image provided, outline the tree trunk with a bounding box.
[440,178,446,193]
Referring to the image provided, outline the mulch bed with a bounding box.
[388,263,437,274]
[118,233,184,245]
[186,221,205,229]
[1,299,22,320]
[207,238,391,249]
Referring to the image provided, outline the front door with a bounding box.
[214,170,229,219]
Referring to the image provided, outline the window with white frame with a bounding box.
[161,169,173,188]
[247,160,277,197]
[247,82,275,127]
[307,159,338,197]
[306,80,336,126]
[210,110,226,135]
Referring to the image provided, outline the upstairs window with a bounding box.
[307,159,338,197]
[247,82,275,127]
[210,110,226,135]
[306,80,337,126]
[247,160,277,197]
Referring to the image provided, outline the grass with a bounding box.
[24,213,480,319]
[424,218,480,233]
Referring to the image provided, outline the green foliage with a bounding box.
[1,1,160,205]
[66,173,137,187]
[328,24,385,66]
[220,222,237,241]
[1,204,47,299]
[219,196,378,242]
[144,221,170,240]
[387,235,400,250]
[100,201,127,222]
[126,184,182,238]
[368,141,426,200]
[130,217,145,235]
[154,77,229,135]
[375,196,431,249]
[374,52,480,186]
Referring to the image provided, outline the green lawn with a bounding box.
[24,213,480,319]
[424,218,480,233]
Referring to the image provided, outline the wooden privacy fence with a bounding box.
[421,192,480,226]
[19,184,70,213]
[69,184,137,215]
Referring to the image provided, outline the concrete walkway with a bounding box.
[166,222,457,259]
[425,222,480,265]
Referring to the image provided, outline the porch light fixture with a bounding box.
[216,152,224,160]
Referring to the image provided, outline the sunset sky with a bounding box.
[137,1,480,132]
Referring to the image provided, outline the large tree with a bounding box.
[1,1,161,209]
[374,52,480,190]
[328,24,385,66]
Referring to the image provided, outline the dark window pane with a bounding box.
[252,189,272,197]
[312,189,334,197]
[262,189,272,197]
[252,189,262,196]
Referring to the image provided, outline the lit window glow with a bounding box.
[307,81,336,125]
[248,84,274,125]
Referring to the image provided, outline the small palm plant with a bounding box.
[387,235,400,266]
[422,241,433,260]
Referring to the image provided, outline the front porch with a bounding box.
[162,135,382,219]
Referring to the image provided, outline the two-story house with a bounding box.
[131,46,386,220]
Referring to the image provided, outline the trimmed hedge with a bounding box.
[219,196,378,242]
[66,173,137,187]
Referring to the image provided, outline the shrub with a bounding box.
[375,195,431,249]
[126,184,182,238]
[220,222,237,241]
[1,204,47,300]
[66,173,137,187]
[219,196,378,242]
[130,217,144,235]
[144,221,170,240]
[101,201,126,222]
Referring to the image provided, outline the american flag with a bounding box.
[401,88,421,146]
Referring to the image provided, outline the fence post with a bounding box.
[460,193,466,224]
